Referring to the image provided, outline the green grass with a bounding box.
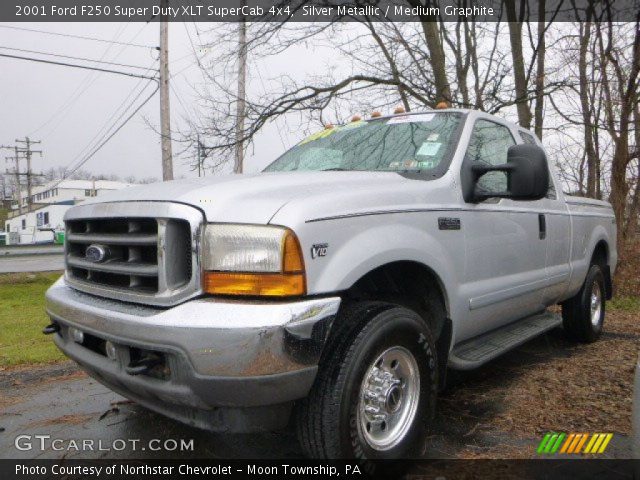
[0,207,8,229]
[609,295,640,312]
[0,271,65,367]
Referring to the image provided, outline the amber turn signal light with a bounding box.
[204,272,305,297]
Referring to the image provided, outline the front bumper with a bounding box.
[45,278,341,431]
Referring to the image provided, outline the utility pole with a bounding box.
[1,145,22,214]
[15,137,42,208]
[159,0,173,181]
[234,1,247,174]
[2,147,23,215]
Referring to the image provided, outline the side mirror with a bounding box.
[468,144,549,202]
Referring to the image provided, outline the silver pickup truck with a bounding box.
[45,109,616,459]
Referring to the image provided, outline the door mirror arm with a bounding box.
[470,163,515,202]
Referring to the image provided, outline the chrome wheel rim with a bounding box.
[357,346,420,451]
[590,281,603,327]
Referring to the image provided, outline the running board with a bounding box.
[448,311,562,370]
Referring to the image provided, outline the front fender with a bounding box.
[302,217,464,321]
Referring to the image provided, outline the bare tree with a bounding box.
[596,18,640,249]
[506,0,533,128]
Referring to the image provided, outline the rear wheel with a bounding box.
[562,264,606,343]
[296,302,438,459]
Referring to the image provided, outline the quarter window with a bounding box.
[465,120,515,194]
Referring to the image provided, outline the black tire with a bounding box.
[295,301,438,460]
[562,264,606,343]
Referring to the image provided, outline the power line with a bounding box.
[0,45,156,71]
[50,83,160,186]
[0,52,158,80]
[183,21,205,71]
[65,75,158,171]
[28,22,134,137]
[181,21,211,84]
[169,81,195,123]
[0,25,157,50]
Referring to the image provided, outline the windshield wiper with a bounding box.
[321,167,347,171]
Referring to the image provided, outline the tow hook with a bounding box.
[125,355,162,375]
[42,323,60,335]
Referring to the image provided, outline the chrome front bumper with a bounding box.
[45,277,341,431]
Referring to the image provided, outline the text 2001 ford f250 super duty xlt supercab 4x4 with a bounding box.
[45,109,617,459]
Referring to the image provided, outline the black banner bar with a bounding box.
[1,0,639,23]
[1,459,639,480]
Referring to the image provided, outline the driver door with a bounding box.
[459,119,548,340]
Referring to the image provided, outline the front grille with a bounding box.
[66,218,163,294]
[63,202,203,306]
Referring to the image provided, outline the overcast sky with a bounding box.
[0,21,322,182]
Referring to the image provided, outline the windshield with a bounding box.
[264,112,462,174]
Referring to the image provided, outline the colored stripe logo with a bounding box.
[537,432,613,454]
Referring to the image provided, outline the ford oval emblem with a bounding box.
[85,244,109,263]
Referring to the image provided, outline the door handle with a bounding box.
[538,214,546,240]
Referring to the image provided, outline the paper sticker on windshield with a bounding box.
[418,160,438,169]
[387,113,435,124]
[417,142,441,156]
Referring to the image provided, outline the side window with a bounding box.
[465,120,515,194]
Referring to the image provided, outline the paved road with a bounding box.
[0,254,64,273]
[0,246,63,256]
[0,363,303,460]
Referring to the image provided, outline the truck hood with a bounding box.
[82,171,415,224]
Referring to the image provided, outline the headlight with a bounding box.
[202,224,306,297]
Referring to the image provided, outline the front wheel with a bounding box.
[296,302,438,459]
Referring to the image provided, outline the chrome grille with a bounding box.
[64,202,203,307]
[67,218,162,293]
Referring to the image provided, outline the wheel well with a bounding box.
[591,240,613,299]
[591,241,608,267]
[342,261,449,340]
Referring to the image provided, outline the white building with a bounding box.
[13,179,135,209]
[5,179,136,244]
